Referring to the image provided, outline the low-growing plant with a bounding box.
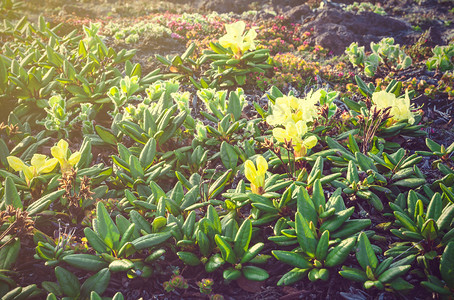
[386,191,454,273]
[38,95,94,138]
[339,232,415,291]
[346,38,412,77]
[421,241,454,296]
[344,1,387,15]
[272,180,371,284]
[202,21,272,87]
[426,44,454,72]
[43,266,110,299]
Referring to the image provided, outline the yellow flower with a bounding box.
[266,91,321,127]
[219,21,258,55]
[7,154,58,185]
[371,90,415,125]
[242,27,257,52]
[273,121,318,158]
[51,139,81,173]
[244,155,268,195]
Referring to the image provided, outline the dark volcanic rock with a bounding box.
[197,0,267,14]
[59,5,96,18]
[301,7,412,54]
[282,4,311,23]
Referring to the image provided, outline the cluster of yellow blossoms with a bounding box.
[267,91,321,158]
[7,139,81,185]
[371,91,415,125]
[219,21,258,55]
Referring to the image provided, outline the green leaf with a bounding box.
[0,238,20,269]
[3,176,22,209]
[356,232,378,271]
[295,212,317,258]
[84,227,109,254]
[207,205,222,234]
[374,257,393,277]
[108,259,135,272]
[296,187,317,225]
[139,138,156,170]
[233,219,252,258]
[277,268,308,286]
[325,237,356,267]
[312,179,325,209]
[80,268,111,298]
[197,231,211,257]
[272,250,311,269]
[348,134,360,154]
[220,142,238,170]
[392,178,426,188]
[441,183,454,204]
[421,281,451,295]
[95,202,120,250]
[347,161,360,183]
[426,138,442,153]
[130,210,152,234]
[177,252,201,266]
[319,207,355,232]
[55,267,80,298]
[95,125,117,146]
[129,155,144,179]
[339,266,368,282]
[427,193,442,221]
[227,90,242,121]
[118,223,135,251]
[393,211,418,232]
[242,266,269,281]
[240,242,264,264]
[330,219,371,239]
[205,253,225,273]
[215,234,236,264]
[355,75,373,97]
[90,291,103,300]
[223,268,241,281]
[315,230,329,261]
[421,219,438,241]
[62,254,109,272]
[378,265,411,283]
[208,169,232,199]
[27,189,66,216]
[441,241,454,288]
[182,211,196,238]
[132,232,171,250]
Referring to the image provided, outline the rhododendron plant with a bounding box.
[219,21,257,55]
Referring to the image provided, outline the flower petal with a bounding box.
[68,152,81,166]
[303,136,318,149]
[7,156,27,172]
[51,145,65,160]
[23,166,34,182]
[31,154,47,170]
[244,160,257,184]
[256,155,268,175]
[272,128,286,143]
[57,139,69,155]
[39,158,58,174]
